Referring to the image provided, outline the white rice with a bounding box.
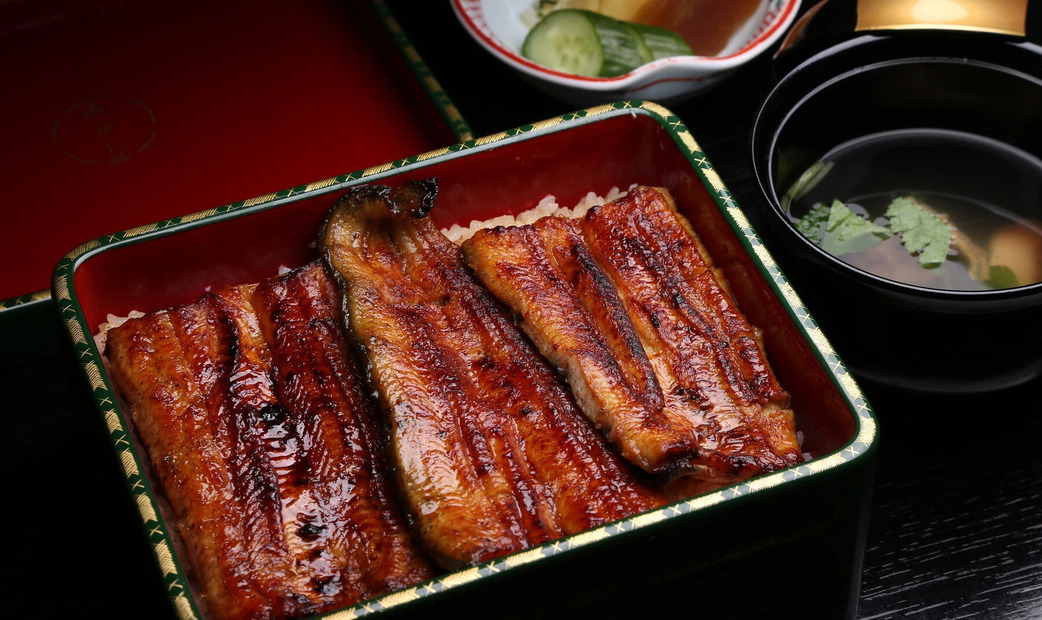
[441,186,626,244]
[93,311,145,356]
[96,191,627,350]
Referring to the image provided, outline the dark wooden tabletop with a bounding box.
[2,2,1040,619]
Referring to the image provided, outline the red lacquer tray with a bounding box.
[0,0,468,303]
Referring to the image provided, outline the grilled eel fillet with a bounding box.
[461,186,803,482]
[320,180,666,570]
[104,261,435,620]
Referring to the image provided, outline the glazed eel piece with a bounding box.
[461,186,803,482]
[104,261,434,620]
[320,180,666,570]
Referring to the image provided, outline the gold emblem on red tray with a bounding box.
[52,96,157,165]
[856,0,1029,35]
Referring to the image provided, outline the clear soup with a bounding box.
[782,128,1042,291]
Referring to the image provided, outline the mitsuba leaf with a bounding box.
[794,203,831,244]
[796,200,890,256]
[824,202,891,255]
[885,197,953,268]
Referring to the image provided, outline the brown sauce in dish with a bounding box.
[633,0,763,56]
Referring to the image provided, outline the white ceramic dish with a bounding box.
[451,0,802,106]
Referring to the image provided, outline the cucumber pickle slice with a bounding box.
[521,9,691,78]
[630,22,694,61]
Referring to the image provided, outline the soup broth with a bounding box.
[782,128,1042,291]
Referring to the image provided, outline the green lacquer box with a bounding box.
[54,102,878,619]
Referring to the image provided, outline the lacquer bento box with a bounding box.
[54,103,878,619]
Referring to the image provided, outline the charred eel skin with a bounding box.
[104,262,434,620]
[320,180,666,570]
[462,186,804,482]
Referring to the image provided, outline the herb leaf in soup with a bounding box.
[885,197,953,268]
[794,202,831,244]
[796,200,890,256]
[988,264,1020,289]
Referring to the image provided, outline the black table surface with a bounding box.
[3,2,1040,619]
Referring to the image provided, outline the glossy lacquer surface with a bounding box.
[55,97,874,620]
[0,0,465,302]
[3,3,1039,620]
